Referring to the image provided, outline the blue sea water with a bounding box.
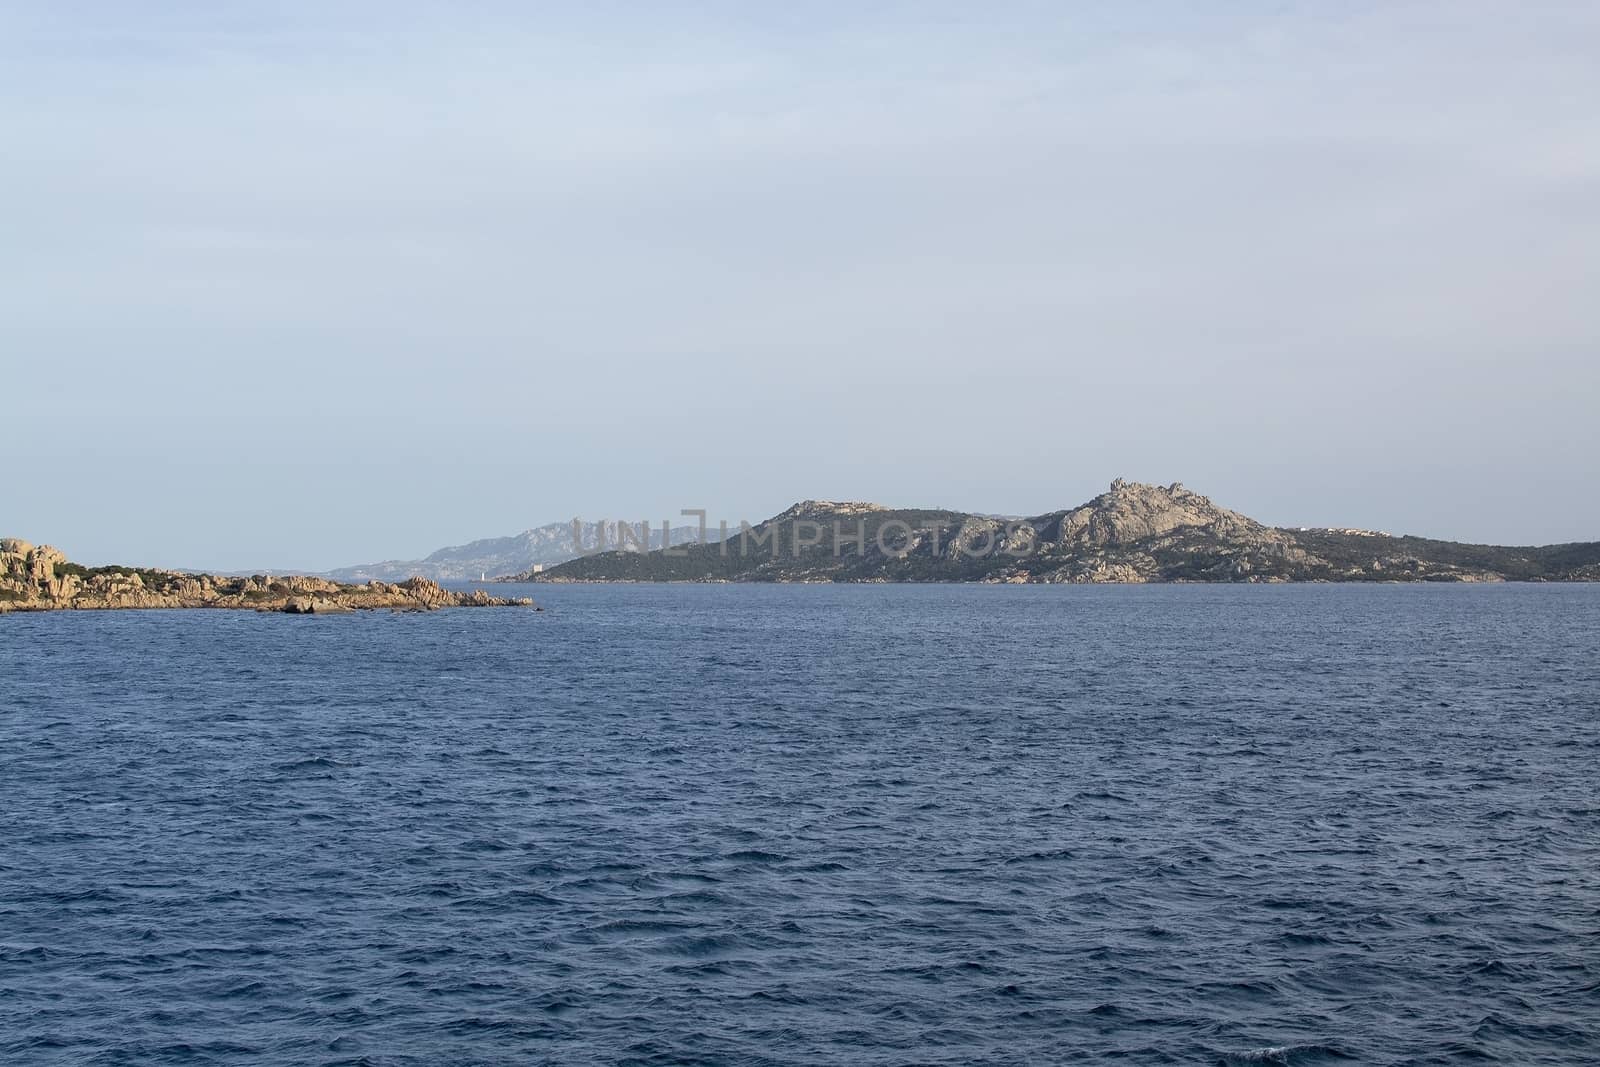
[2,583,1598,1065]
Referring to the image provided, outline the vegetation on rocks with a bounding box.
[530,481,1600,584]
[0,539,538,614]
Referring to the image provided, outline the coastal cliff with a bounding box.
[0,540,537,614]
[525,480,1600,584]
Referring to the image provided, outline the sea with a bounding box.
[2,583,1598,1065]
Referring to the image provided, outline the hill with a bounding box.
[529,480,1600,584]
[325,521,701,581]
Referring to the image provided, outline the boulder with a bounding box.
[282,597,352,614]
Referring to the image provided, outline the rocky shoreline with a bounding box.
[0,540,538,614]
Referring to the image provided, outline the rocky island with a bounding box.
[519,480,1600,584]
[0,539,538,614]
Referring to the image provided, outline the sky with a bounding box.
[3,1,1598,570]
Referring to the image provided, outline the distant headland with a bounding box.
[0,539,537,614]
[9,481,1599,607]
[510,480,1600,584]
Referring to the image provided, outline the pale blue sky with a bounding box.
[3,2,1598,569]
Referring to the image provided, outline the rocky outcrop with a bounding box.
[773,500,890,521]
[0,541,539,614]
[1043,480,1274,547]
[282,596,353,614]
[1012,480,1311,583]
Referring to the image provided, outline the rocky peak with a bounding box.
[774,501,890,521]
[1054,479,1268,547]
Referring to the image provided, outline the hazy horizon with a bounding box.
[5,2,1598,571]
[61,475,1600,574]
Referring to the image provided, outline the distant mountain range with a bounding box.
[522,480,1600,584]
[324,521,701,582]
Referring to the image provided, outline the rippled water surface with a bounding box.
[3,584,1599,1065]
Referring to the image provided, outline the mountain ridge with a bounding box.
[324,521,701,581]
[520,480,1600,584]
